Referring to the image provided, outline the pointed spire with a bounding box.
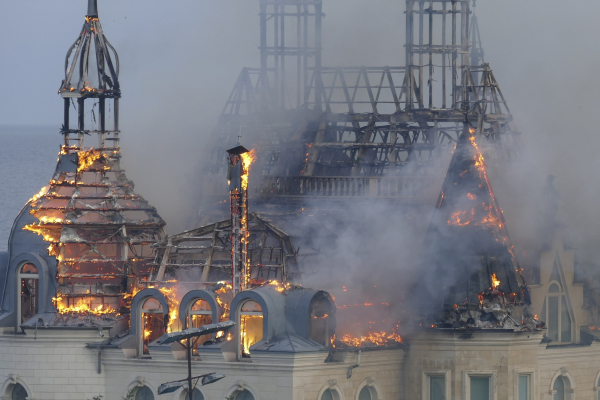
[87,0,98,17]
[60,0,120,98]
[416,125,527,309]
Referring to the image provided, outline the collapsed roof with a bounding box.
[414,126,535,330]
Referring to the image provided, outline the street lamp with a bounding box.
[157,321,235,396]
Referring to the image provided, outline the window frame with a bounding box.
[513,369,535,400]
[188,299,212,328]
[355,378,381,400]
[237,299,264,360]
[462,370,497,400]
[316,381,344,400]
[545,280,574,344]
[16,262,40,324]
[422,370,451,400]
[138,297,165,356]
[549,370,575,400]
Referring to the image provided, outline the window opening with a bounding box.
[470,376,490,400]
[321,389,338,400]
[544,280,572,343]
[11,383,28,400]
[430,376,445,400]
[184,388,204,400]
[553,376,565,400]
[597,376,600,400]
[135,386,155,400]
[359,386,376,400]
[19,263,39,323]
[189,299,212,354]
[310,297,333,346]
[239,300,263,358]
[141,297,164,355]
[234,390,255,400]
[518,375,529,400]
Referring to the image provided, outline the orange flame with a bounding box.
[491,273,501,290]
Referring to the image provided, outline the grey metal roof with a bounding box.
[252,332,329,353]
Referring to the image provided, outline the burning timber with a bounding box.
[415,126,541,332]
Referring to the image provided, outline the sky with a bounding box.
[1,0,600,259]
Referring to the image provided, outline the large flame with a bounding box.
[53,295,119,315]
[491,273,501,290]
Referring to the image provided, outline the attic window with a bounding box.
[19,263,39,324]
[544,280,572,343]
[140,297,164,355]
[189,299,212,354]
[310,297,333,346]
[239,300,263,358]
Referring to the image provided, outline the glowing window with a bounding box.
[141,297,164,355]
[553,377,565,400]
[19,263,39,324]
[21,264,38,274]
[239,300,263,358]
[189,299,212,354]
[135,386,154,400]
[11,383,28,400]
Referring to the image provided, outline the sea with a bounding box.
[0,125,59,252]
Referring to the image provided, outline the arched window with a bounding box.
[18,263,39,324]
[183,388,204,400]
[189,299,212,354]
[140,297,164,355]
[135,386,154,400]
[234,390,255,400]
[310,296,333,346]
[544,281,572,343]
[11,383,28,400]
[358,386,378,400]
[553,376,565,400]
[321,388,340,400]
[239,300,263,358]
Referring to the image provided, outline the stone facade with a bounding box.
[0,330,403,400]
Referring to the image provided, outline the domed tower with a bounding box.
[1,0,165,330]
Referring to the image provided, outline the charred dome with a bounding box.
[0,0,165,332]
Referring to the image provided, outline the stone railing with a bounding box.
[258,175,437,200]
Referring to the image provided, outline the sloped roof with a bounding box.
[417,128,527,307]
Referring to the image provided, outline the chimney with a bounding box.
[227,144,251,296]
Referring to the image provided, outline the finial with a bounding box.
[87,0,98,17]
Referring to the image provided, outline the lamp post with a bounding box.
[158,321,235,396]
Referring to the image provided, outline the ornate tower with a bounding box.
[3,0,165,328]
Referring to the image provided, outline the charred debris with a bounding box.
[414,126,542,332]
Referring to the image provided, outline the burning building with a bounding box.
[2,1,600,400]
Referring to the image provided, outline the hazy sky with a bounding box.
[2,0,600,253]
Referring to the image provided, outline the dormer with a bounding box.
[529,229,583,344]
